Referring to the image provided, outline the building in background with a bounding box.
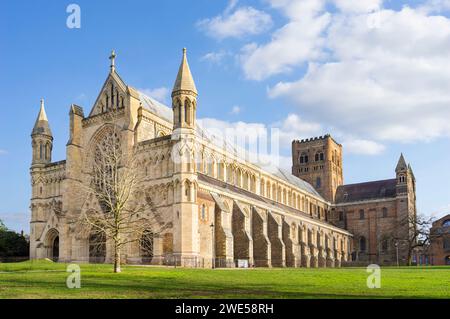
[293,140,417,265]
[430,214,450,265]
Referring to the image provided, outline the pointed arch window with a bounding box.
[39,142,43,160]
[359,209,365,220]
[299,153,308,164]
[184,99,190,124]
[359,237,366,252]
[111,83,114,107]
[381,239,389,252]
[201,204,206,221]
[184,181,191,201]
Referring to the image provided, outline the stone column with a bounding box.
[282,219,300,267]
[309,244,318,268]
[326,248,335,267]
[232,201,253,267]
[152,235,164,265]
[300,242,310,268]
[211,193,234,268]
[251,208,271,267]
[335,249,342,267]
[267,212,286,267]
[317,232,326,268]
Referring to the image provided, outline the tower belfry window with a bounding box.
[299,153,308,164]
[39,142,43,160]
[111,84,114,107]
[184,100,189,124]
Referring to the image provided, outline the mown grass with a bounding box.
[0,260,448,299]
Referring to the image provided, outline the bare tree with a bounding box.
[392,213,434,266]
[78,112,169,273]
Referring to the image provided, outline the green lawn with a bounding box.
[0,260,449,299]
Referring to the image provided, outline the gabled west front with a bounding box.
[31,48,376,268]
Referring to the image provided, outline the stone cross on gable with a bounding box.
[109,50,116,73]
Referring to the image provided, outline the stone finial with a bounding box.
[32,98,52,136]
[109,49,116,73]
[396,153,407,172]
[172,47,197,96]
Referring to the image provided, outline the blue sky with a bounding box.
[1,0,449,232]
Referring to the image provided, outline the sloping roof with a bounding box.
[396,153,407,172]
[198,173,314,219]
[266,167,322,197]
[134,94,321,198]
[32,99,52,136]
[172,48,197,95]
[138,91,173,123]
[335,179,397,204]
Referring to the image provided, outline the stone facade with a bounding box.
[429,214,450,265]
[292,135,343,203]
[293,138,418,265]
[29,49,352,268]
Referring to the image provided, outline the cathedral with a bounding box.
[29,49,415,267]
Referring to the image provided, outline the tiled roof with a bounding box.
[136,90,321,198]
[198,173,315,220]
[335,179,397,204]
[138,91,173,123]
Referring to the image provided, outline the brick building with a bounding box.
[429,214,450,265]
[293,137,417,265]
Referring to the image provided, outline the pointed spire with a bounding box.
[109,49,116,73]
[172,48,197,97]
[32,99,52,136]
[396,153,407,172]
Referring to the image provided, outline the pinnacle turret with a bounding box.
[32,99,52,137]
[395,153,407,172]
[172,48,197,97]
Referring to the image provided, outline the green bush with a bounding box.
[0,220,29,258]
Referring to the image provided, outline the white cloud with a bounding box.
[196,112,384,174]
[333,0,382,13]
[140,87,170,104]
[342,138,386,155]
[197,1,273,39]
[0,149,8,155]
[273,114,322,146]
[225,1,450,143]
[200,51,230,65]
[241,0,330,80]
[230,105,241,114]
[419,0,450,13]
[199,113,382,158]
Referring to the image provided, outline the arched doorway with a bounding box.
[45,228,59,262]
[89,232,106,263]
[52,236,59,261]
[140,230,154,264]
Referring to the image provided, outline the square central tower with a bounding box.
[292,134,343,202]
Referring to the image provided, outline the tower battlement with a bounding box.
[292,134,342,146]
[292,134,343,202]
